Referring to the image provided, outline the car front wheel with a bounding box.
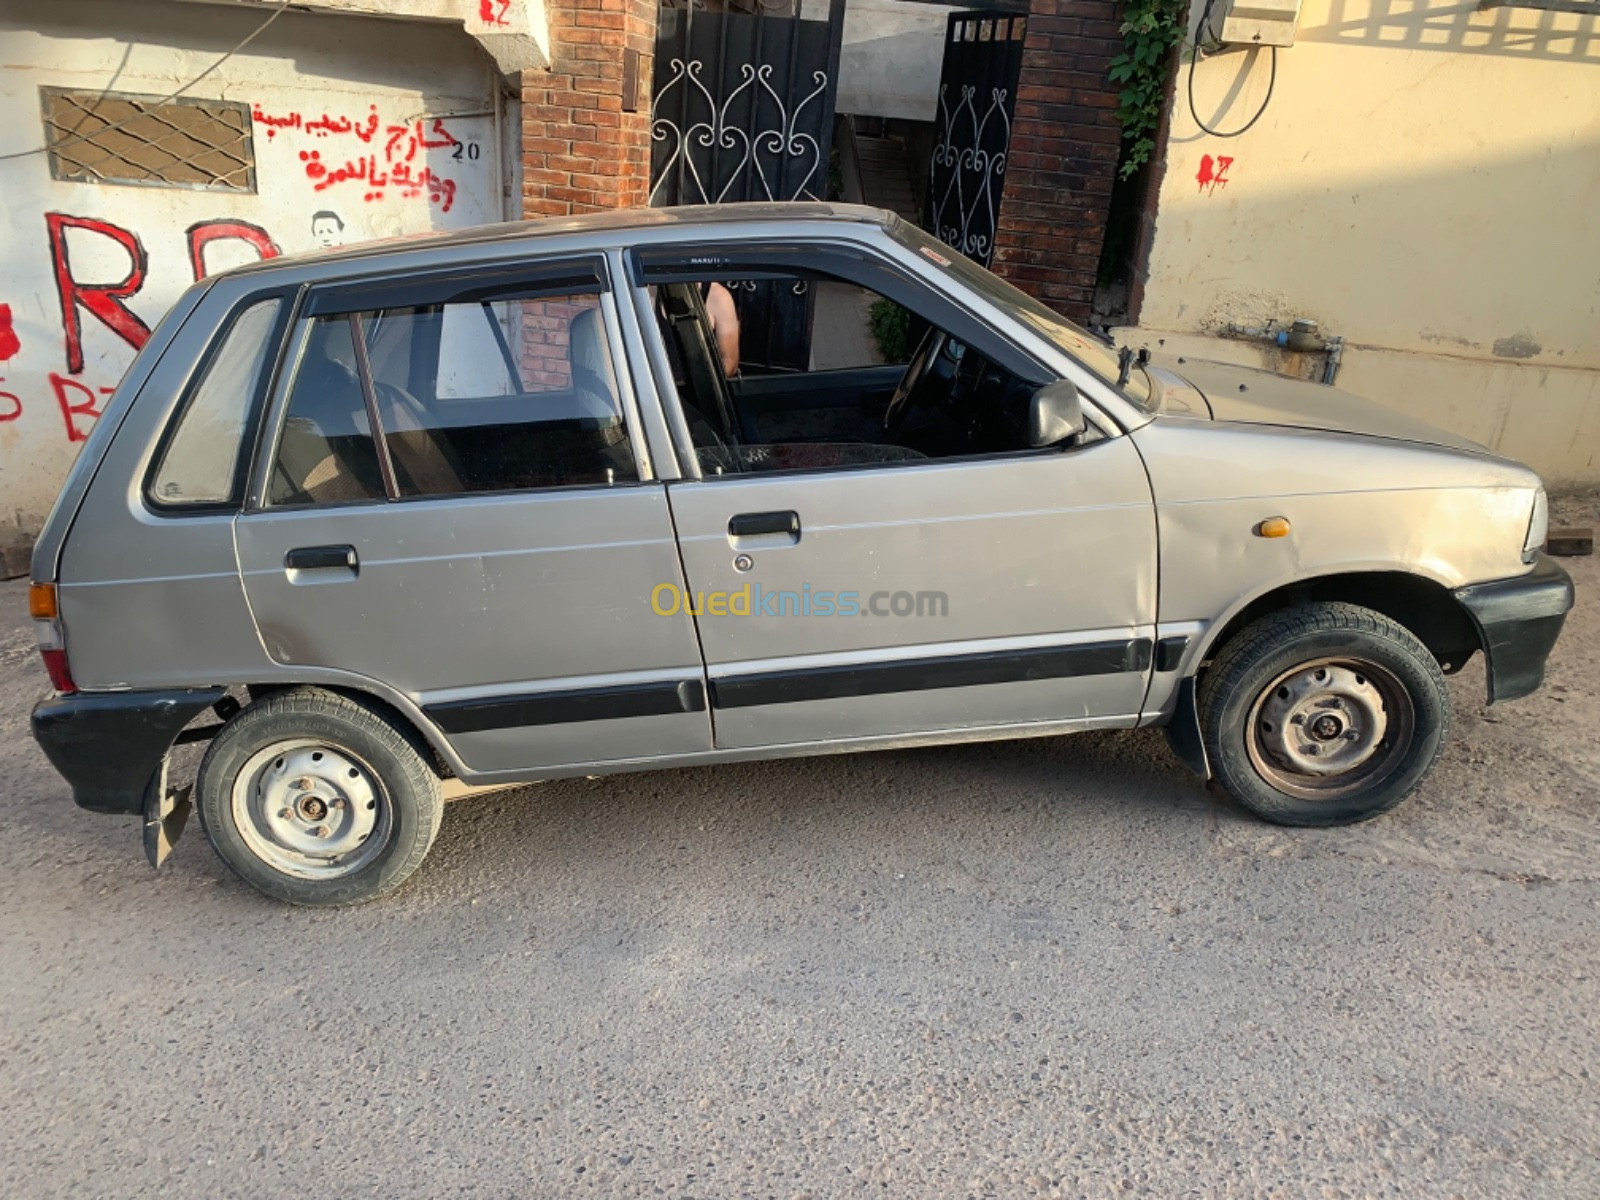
[1199,602,1451,826]
[196,688,443,905]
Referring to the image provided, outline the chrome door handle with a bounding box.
[285,545,358,572]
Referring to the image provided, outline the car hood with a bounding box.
[1163,358,1491,454]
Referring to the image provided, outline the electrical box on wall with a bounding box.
[1220,0,1303,47]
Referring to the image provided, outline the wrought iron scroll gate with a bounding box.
[926,11,1027,267]
[650,0,846,372]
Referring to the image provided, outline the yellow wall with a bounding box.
[1129,0,1600,483]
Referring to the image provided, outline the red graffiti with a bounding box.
[480,0,511,25]
[0,382,19,423]
[255,101,467,210]
[0,304,19,363]
[46,213,152,375]
[300,149,457,211]
[187,219,283,281]
[385,119,461,163]
[1196,154,1233,195]
[50,373,114,442]
[252,104,382,144]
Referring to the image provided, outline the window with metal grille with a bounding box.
[41,87,256,192]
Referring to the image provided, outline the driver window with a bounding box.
[653,268,1052,477]
[811,280,915,372]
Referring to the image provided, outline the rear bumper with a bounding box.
[32,687,226,814]
[1454,553,1575,704]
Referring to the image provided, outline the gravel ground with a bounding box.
[2,496,1597,1198]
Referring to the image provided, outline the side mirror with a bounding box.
[1028,380,1086,448]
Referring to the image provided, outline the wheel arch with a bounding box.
[241,682,458,780]
[1194,569,1482,675]
[1164,568,1481,782]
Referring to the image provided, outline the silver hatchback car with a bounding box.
[30,204,1573,905]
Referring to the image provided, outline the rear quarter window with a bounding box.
[147,297,282,508]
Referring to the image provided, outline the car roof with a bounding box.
[227,202,898,280]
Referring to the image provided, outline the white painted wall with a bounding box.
[0,0,515,541]
[172,0,553,74]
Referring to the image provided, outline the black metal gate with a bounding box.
[650,0,845,371]
[925,11,1027,266]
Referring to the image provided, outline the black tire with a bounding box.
[1198,602,1450,827]
[196,688,443,905]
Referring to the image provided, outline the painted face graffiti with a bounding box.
[311,210,346,249]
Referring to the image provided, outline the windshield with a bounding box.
[889,220,1154,410]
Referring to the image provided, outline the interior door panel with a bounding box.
[728,365,903,443]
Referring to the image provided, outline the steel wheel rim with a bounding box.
[230,739,391,880]
[1245,657,1416,802]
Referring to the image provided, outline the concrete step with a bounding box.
[852,134,919,222]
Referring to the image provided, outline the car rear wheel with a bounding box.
[1198,602,1451,826]
[196,688,442,905]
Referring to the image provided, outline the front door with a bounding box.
[235,259,710,777]
[634,242,1158,751]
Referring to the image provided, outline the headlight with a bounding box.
[1523,487,1548,563]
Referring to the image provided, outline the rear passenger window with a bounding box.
[268,317,386,506]
[268,288,635,506]
[364,294,635,497]
[149,298,281,507]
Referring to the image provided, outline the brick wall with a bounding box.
[517,298,586,389]
[990,0,1126,323]
[521,0,656,217]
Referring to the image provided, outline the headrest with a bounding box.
[568,306,618,404]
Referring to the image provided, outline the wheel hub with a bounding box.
[232,741,388,879]
[1255,662,1387,777]
[1242,656,1418,803]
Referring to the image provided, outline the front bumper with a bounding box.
[1454,553,1575,704]
[32,687,226,814]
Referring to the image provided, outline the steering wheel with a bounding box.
[884,327,949,433]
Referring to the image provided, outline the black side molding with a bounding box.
[32,687,227,815]
[1154,635,1189,673]
[710,638,1152,710]
[426,678,707,735]
[1454,552,1575,704]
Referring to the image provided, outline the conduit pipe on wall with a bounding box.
[1224,317,1345,385]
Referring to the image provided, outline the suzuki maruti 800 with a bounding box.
[30,205,1573,904]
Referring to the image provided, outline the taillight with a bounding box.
[30,582,76,694]
[39,647,76,693]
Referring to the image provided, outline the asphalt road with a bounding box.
[3,509,1597,1198]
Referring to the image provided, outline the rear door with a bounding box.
[234,257,711,777]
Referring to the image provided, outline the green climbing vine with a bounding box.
[1109,0,1189,179]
